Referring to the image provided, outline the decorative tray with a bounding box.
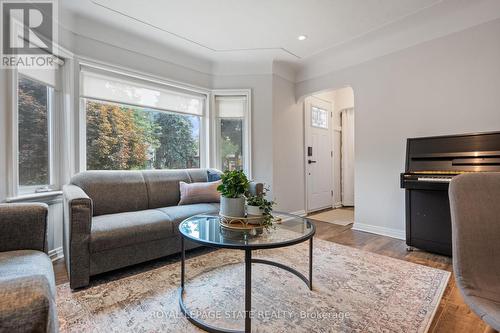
[219,214,264,230]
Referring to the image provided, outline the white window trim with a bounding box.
[211,89,252,179]
[77,59,211,173]
[7,69,19,198]
[8,70,61,197]
[5,44,74,200]
[3,38,74,201]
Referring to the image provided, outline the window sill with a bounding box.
[5,191,63,203]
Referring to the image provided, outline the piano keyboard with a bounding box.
[417,177,453,183]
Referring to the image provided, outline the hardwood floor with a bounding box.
[53,219,486,332]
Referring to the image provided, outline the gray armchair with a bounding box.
[449,173,500,332]
[0,203,58,333]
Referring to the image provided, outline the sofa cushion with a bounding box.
[0,250,57,333]
[71,171,149,216]
[156,203,219,234]
[141,170,192,209]
[90,209,174,253]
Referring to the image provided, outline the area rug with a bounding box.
[309,208,354,226]
[57,238,450,333]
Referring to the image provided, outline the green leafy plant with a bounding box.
[246,188,276,229]
[217,170,249,198]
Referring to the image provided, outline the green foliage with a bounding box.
[153,112,199,169]
[86,100,199,170]
[86,101,159,170]
[18,77,49,185]
[247,188,276,229]
[217,170,249,198]
[220,138,238,161]
[220,119,243,171]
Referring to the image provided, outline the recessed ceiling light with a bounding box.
[297,35,307,41]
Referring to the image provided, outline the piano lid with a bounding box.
[405,131,500,173]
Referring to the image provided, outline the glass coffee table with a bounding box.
[178,213,315,333]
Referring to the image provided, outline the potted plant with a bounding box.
[246,195,265,216]
[246,188,275,229]
[217,170,249,217]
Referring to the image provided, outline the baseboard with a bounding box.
[289,210,306,217]
[334,202,343,208]
[49,247,64,262]
[352,222,405,240]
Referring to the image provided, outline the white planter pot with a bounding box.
[246,205,263,216]
[220,196,245,217]
[246,205,264,225]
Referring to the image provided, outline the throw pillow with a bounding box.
[207,169,222,182]
[178,180,221,205]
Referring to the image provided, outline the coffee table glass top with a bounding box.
[179,213,315,250]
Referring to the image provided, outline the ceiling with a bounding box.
[62,0,440,60]
[60,0,500,78]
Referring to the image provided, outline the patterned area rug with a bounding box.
[57,238,450,332]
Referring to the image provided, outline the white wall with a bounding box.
[332,88,354,112]
[295,18,500,238]
[272,74,304,213]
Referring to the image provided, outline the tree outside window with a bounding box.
[18,76,51,186]
[86,100,200,170]
[220,119,243,171]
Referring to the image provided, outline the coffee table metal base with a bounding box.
[178,237,313,333]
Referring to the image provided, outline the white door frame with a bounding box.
[303,96,333,214]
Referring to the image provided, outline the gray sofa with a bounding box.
[449,173,500,331]
[0,203,58,333]
[63,169,222,289]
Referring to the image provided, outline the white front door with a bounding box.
[305,97,333,213]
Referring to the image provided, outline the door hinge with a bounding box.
[331,190,334,196]
[331,151,333,157]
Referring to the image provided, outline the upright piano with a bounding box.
[401,131,500,256]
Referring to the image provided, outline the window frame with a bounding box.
[10,69,63,196]
[211,89,252,178]
[77,61,211,173]
[311,106,329,129]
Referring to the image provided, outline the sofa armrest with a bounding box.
[0,203,48,253]
[0,276,57,333]
[63,184,93,289]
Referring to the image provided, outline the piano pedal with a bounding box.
[406,246,415,252]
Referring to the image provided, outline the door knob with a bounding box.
[308,160,317,164]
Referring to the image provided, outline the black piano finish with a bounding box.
[401,131,500,256]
